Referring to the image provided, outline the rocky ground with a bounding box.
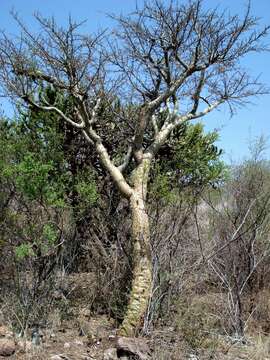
[0,275,269,359]
[0,316,269,360]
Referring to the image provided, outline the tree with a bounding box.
[0,96,225,336]
[0,103,105,333]
[207,138,270,339]
[0,0,269,337]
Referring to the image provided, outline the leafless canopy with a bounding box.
[110,0,269,109]
[0,0,269,338]
[0,0,269,177]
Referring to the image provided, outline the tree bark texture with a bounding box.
[119,159,153,336]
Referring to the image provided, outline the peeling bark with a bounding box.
[119,159,153,337]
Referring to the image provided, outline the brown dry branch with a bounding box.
[0,0,269,337]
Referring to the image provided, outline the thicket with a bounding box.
[1,101,270,355]
[0,97,225,332]
[0,0,269,357]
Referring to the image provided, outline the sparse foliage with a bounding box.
[207,138,270,338]
[0,0,269,337]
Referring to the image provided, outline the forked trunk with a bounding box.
[119,159,153,337]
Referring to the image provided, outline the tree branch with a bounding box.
[118,145,133,173]
[25,96,85,128]
[96,142,133,198]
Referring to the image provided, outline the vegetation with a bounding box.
[0,0,269,358]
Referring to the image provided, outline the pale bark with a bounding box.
[95,142,133,198]
[119,158,153,336]
[0,1,268,341]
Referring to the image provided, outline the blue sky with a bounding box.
[0,0,269,161]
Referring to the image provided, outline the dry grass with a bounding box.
[250,335,270,360]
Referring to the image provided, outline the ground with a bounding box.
[2,315,270,360]
[2,275,270,359]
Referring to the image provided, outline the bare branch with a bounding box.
[118,145,133,173]
[24,96,85,128]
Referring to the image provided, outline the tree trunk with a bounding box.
[233,291,244,339]
[119,158,153,337]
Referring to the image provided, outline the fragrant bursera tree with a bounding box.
[0,0,269,336]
